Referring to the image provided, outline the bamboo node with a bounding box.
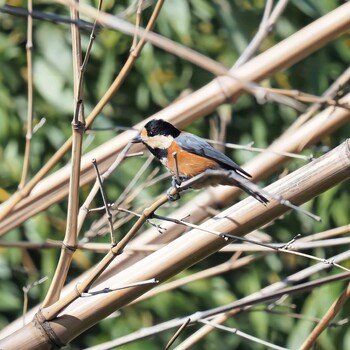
[62,242,77,252]
[71,120,85,130]
[34,310,66,349]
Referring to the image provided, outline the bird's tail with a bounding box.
[229,171,269,205]
[237,182,269,205]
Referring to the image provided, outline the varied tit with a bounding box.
[132,119,268,204]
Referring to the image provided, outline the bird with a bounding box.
[132,119,268,204]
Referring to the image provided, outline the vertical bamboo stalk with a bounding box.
[19,0,33,189]
[42,1,84,307]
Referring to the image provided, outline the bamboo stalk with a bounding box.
[299,282,350,350]
[1,3,350,227]
[1,140,349,349]
[18,0,34,190]
[41,1,85,307]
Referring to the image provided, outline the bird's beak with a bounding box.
[132,135,142,143]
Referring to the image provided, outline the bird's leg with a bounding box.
[167,152,182,201]
[172,152,182,186]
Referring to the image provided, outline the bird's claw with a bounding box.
[167,177,182,201]
[167,187,180,201]
[172,176,182,187]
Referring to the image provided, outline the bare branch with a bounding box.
[299,282,350,350]
[199,319,289,350]
[92,158,115,245]
[165,318,191,350]
[22,276,48,325]
[18,0,34,190]
[81,278,159,297]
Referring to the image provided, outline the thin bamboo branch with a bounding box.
[19,0,34,190]
[77,143,134,235]
[0,5,96,29]
[249,307,348,327]
[285,66,350,134]
[132,254,265,304]
[22,277,48,326]
[298,224,350,242]
[222,237,350,252]
[92,158,115,244]
[199,319,289,350]
[165,318,191,350]
[299,282,350,350]
[1,2,350,226]
[232,0,289,69]
[130,0,143,52]
[265,87,350,110]
[206,139,313,161]
[131,232,350,305]
[0,239,164,253]
[78,0,103,98]
[3,234,349,255]
[86,155,156,238]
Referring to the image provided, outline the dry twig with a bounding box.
[19,0,34,190]
[299,282,350,350]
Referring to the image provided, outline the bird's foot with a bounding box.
[167,176,183,201]
[172,176,183,187]
[167,187,180,201]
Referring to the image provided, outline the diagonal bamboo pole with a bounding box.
[0,139,349,349]
[299,282,350,350]
[1,3,350,229]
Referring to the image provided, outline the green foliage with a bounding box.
[0,0,350,349]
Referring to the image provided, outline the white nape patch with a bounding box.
[144,135,174,149]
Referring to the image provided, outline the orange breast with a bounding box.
[167,141,220,177]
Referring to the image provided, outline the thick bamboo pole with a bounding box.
[1,3,350,232]
[1,140,349,349]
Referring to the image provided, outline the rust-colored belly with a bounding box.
[167,141,220,177]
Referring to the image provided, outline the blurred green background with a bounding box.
[0,0,350,349]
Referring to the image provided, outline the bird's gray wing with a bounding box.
[176,133,252,178]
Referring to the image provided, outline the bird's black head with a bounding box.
[143,119,181,138]
[132,119,181,155]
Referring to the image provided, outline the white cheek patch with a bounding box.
[160,157,168,167]
[146,135,174,149]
